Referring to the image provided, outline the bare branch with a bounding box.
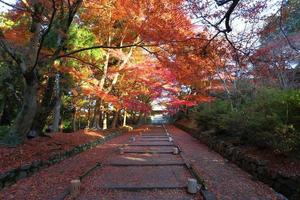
[65,55,103,70]
[55,42,144,59]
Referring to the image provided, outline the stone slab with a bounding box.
[127,143,174,146]
[137,138,170,142]
[123,146,175,154]
[138,136,170,138]
[96,166,192,188]
[77,188,199,200]
[107,153,185,166]
[140,134,168,136]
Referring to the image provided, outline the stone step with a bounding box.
[123,149,174,154]
[122,146,176,154]
[101,185,187,190]
[141,134,168,136]
[136,138,171,142]
[138,136,170,138]
[77,188,196,200]
[96,166,192,189]
[108,163,185,167]
[107,153,184,166]
[127,143,175,146]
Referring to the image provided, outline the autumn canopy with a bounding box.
[0,0,299,144]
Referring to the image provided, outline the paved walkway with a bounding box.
[0,125,286,200]
[75,125,202,200]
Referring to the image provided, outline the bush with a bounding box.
[62,120,73,133]
[195,88,300,154]
[196,100,232,131]
[273,124,300,153]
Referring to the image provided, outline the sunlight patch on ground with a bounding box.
[83,129,105,138]
[123,156,147,162]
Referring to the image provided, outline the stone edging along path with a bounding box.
[0,129,127,191]
[175,123,300,200]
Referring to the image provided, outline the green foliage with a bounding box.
[196,100,232,131]
[0,14,14,29]
[61,120,73,133]
[196,89,300,154]
[61,94,75,132]
[68,24,104,60]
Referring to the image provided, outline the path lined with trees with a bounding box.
[0,0,299,199]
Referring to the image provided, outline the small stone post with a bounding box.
[70,179,81,197]
[120,147,124,154]
[173,147,179,155]
[187,178,198,194]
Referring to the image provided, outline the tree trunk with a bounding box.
[0,96,5,123]
[102,112,107,130]
[87,97,92,128]
[52,97,61,132]
[8,72,38,144]
[138,112,144,125]
[73,108,77,132]
[30,76,56,136]
[0,105,11,126]
[91,100,101,129]
[111,109,120,129]
[143,113,148,124]
[98,109,103,129]
[0,96,11,125]
[132,111,137,124]
[78,115,81,129]
[52,74,62,132]
[123,109,127,127]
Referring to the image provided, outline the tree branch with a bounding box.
[279,1,300,52]
[31,0,57,72]
[215,0,240,33]
[0,30,20,64]
[55,42,144,59]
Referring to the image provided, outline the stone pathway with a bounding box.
[76,125,202,199]
[0,125,286,200]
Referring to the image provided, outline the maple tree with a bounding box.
[251,0,300,89]
[0,0,84,144]
[0,0,298,146]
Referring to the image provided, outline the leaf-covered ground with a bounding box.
[0,127,146,199]
[0,129,116,173]
[176,119,300,178]
[241,146,300,177]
